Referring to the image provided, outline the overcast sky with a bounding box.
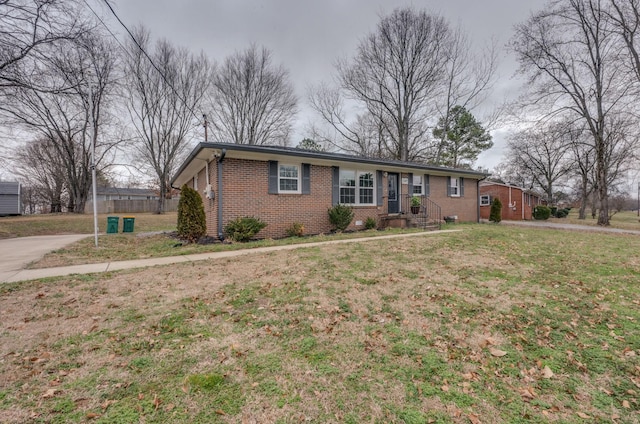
[103,0,549,170]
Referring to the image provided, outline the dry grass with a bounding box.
[0,225,639,423]
[550,209,640,230]
[0,212,177,239]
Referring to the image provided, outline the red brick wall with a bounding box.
[479,185,538,221]
[429,176,479,222]
[192,158,481,239]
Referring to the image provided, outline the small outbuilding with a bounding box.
[0,181,22,216]
[479,181,543,221]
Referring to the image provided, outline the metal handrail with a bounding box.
[403,195,441,230]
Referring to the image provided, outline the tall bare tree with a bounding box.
[335,7,453,161]
[308,83,390,157]
[609,0,640,82]
[504,122,573,203]
[510,0,634,225]
[0,31,119,213]
[124,27,213,213]
[208,44,296,146]
[566,123,596,219]
[0,0,88,91]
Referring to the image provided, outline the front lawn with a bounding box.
[1,225,638,423]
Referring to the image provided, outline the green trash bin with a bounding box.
[107,216,119,234]
[122,216,135,233]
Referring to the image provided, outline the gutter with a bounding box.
[217,148,226,240]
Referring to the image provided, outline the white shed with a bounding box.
[0,181,21,216]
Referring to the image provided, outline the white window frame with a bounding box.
[412,175,423,196]
[450,177,460,197]
[278,163,301,193]
[480,195,491,206]
[339,169,376,206]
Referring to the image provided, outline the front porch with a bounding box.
[379,195,442,230]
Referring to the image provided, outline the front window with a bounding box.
[450,177,460,197]
[340,169,375,205]
[412,175,423,195]
[480,195,490,206]
[279,164,300,193]
[359,172,374,204]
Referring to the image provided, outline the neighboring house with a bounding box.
[0,181,21,216]
[171,142,488,239]
[479,181,543,221]
[95,187,159,201]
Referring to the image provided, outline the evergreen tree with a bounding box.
[433,105,493,168]
[177,184,206,242]
[489,197,502,223]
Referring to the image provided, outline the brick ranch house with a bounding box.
[171,143,488,239]
[479,181,544,221]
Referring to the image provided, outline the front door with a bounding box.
[388,172,399,214]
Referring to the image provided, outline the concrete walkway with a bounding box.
[2,220,636,284]
[0,230,460,284]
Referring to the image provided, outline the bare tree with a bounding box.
[0,31,119,213]
[609,0,640,83]
[209,44,297,146]
[335,7,452,161]
[566,124,596,219]
[13,137,66,212]
[510,0,634,226]
[434,28,500,164]
[0,0,88,91]
[124,27,213,213]
[308,83,390,157]
[504,122,573,203]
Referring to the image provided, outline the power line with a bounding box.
[80,0,132,62]
[97,0,204,123]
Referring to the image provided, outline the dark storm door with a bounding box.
[388,172,399,214]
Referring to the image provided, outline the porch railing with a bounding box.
[402,195,442,230]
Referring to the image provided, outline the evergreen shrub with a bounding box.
[533,205,551,220]
[177,184,206,243]
[328,204,354,232]
[364,217,377,230]
[489,197,502,223]
[224,217,267,242]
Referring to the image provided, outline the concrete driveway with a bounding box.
[0,235,90,283]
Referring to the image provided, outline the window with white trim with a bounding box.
[412,175,423,195]
[278,164,300,193]
[339,169,375,205]
[480,195,491,206]
[450,177,460,197]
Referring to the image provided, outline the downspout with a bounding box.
[217,149,226,240]
[522,190,525,220]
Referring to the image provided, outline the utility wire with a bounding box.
[97,0,203,123]
[80,0,132,64]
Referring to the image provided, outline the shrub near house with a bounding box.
[171,143,487,239]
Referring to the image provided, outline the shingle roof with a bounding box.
[172,142,489,187]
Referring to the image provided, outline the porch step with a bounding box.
[409,216,440,231]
